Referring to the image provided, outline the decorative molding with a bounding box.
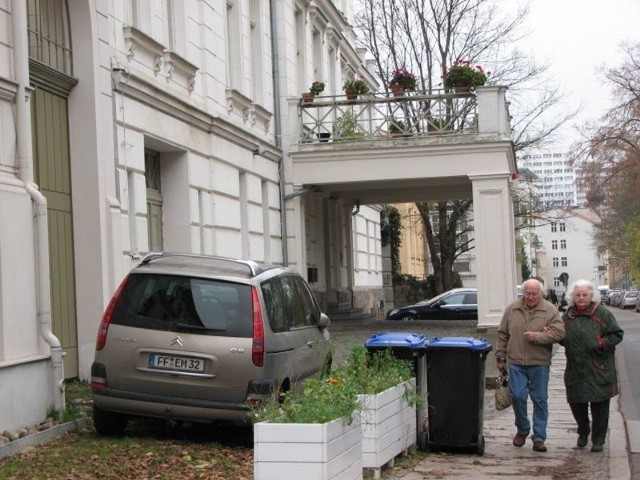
[123,26,165,74]
[253,103,273,134]
[29,59,78,97]
[225,89,252,123]
[0,77,18,101]
[113,72,264,153]
[162,50,198,93]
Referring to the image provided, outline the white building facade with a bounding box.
[0,0,381,433]
[532,208,604,295]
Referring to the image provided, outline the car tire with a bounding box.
[93,405,127,436]
[400,313,417,321]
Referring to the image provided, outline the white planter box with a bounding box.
[358,379,417,478]
[254,413,362,480]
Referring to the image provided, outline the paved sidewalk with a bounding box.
[391,347,630,479]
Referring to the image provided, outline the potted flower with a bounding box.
[389,67,417,96]
[342,78,370,100]
[444,60,488,92]
[332,110,365,140]
[302,80,325,103]
[388,118,410,136]
[252,373,362,480]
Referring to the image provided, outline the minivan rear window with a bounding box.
[110,274,252,337]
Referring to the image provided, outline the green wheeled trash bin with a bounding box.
[425,336,492,455]
[363,332,429,450]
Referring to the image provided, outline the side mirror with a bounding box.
[318,312,331,330]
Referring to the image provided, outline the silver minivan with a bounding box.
[91,253,331,435]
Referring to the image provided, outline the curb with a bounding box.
[0,418,89,460]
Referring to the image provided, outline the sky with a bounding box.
[512,0,640,147]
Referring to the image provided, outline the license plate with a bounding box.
[148,354,205,373]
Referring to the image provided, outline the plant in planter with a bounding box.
[302,80,325,103]
[342,78,370,99]
[332,110,365,140]
[389,67,417,95]
[444,60,488,91]
[337,345,420,478]
[252,371,362,480]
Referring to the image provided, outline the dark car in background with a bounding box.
[386,288,478,321]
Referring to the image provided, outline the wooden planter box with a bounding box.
[254,413,362,480]
[358,379,417,479]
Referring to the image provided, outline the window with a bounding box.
[554,277,560,287]
[559,222,566,232]
[27,0,73,76]
[561,257,568,267]
[550,223,557,232]
[561,239,567,249]
[552,240,558,250]
[553,257,559,267]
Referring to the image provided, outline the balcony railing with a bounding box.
[298,89,480,145]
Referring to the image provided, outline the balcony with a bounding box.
[289,86,515,204]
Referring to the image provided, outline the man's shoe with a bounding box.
[591,443,603,452]
[512,432,527,447]
[577,434,588,448]
[533,441,547,452]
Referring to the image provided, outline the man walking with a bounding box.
[495,278,565,452]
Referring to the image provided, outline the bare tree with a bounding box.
[569,42,640,284]
[354,0,578,293]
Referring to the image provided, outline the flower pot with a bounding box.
[345,92,358,101]
[390,84,405,97]
[453,86,471,93]
[317,132,331,142]
[302,92,315,103]
[254,414,363,480]
[358,379,417,476]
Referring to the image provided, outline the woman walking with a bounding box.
[561,279,624,452]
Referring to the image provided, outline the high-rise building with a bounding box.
[519,151,581,207]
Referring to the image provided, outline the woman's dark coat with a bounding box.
[562,302,623,403]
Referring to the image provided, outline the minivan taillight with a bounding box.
[251,286,265,367]
[96,275,130,351]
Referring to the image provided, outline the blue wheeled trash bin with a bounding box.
[363,332,429,450]
[425,336,492,455]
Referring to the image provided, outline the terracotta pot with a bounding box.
[345,92,358,101]
[390,84,405,96]
[301,92,315,103]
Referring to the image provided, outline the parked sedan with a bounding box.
[386,288,477,321]
[621,290,639,309]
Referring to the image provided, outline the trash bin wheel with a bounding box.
[477,434,485,456]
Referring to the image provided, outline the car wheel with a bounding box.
[400,313,417,321]
[93,405,127,436]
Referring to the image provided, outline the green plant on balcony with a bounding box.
[342,78,370,98]
[389,67,417,91]
[332,110,365,140]
[444,60,488,90]
[302,80,325,103]
[309,80,325,95]
[388,118,410,136]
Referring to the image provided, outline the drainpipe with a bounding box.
[270,0,288,265]
[12,0,65,412]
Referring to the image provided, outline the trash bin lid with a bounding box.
[427,336,491,351]
[364,332,429,350]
